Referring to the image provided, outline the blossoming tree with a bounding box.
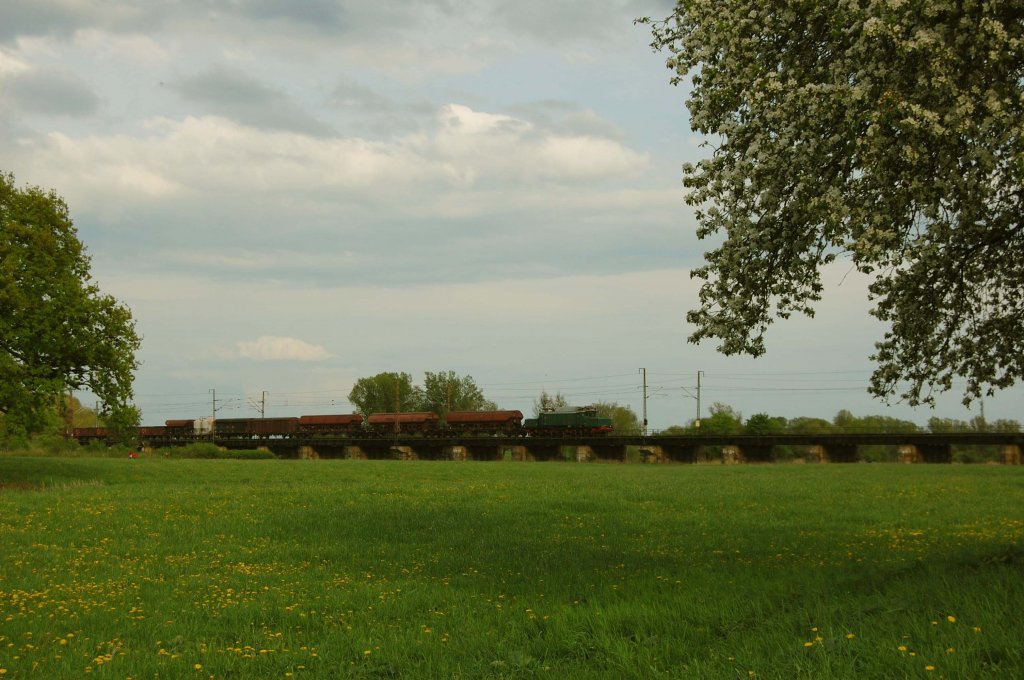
[643,0,1023,406]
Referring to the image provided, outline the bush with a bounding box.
[0,434,133,458]
[155,443,276,460]
[220,449,277,460]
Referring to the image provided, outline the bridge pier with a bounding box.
[638,445,669,463]
[444,445,468,461]
[344,445,367,459]
[572,445,595,462]
[898,444,952,464]
[390,445,418,460]
[1003,444,1021,465]
[721,445,742,464]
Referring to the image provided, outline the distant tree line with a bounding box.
[5,368,1015,463]
[660,403,1020,463]
[347,371,498,422]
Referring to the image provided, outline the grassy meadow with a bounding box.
[1,457,1022,678]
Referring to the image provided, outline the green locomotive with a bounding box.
[523,406,614,436]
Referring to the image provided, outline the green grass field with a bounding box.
[1,458,1022,678]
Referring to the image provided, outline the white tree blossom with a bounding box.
[644,0,1024,405]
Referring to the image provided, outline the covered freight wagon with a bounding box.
[71,427,109,443]
[298,414,365,436]
[137,426,167,442]
[215,417,299,438]
[367,412,440,435]
[444,410,523,435]
[164,418,214,437]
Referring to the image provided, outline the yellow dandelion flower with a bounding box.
[898,645,907,652]
[194,664,202,671]
[947,615,956,623]
[846,633,856,640]
[925,666,935,672]
[803,642,814,648]
[947,647,955,654]
[363,650,371,656]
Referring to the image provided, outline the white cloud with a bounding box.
[235,336,332,362]
[0,48,30,76]
[538,135,649,179]
[71,29,169,63]
[438,103,527,135]
[13,103,650,221]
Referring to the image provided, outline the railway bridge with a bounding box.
[162,432,1024,463]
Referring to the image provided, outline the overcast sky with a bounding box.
[3,1,1020,429]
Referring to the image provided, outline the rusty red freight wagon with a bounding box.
[164,419,195,436]
[367,412,440,435]
[445,410,524,435]
[71,427,109,442]
[215,417,299,438]
[298,414,365,435]
[164,418,214,438]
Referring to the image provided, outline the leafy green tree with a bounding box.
[787,417,834,436]
[856,414,919,434]
[832,410,856,432]
[744,413,787,436]
[782,416,835,461]
[421,371,496,419]
[593,401,642,435]
[832,410,918,461]
[105,404,143,446]
[64,394,102,429]
[927,417,970,434]
[1,173,140,439]
[703,403,743,435]
[929,415,1020,462]
[644,3,1024,406]
[348,372,423,416]
[533,390,569,416]
[990,418,1022,433]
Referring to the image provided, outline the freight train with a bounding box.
[69,406,614,444]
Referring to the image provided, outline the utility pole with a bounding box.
[64,390,73,435]
[247,391,269,418]
[394,380,401,434]
[209,388,217,440]
[639,368,648,435]
[696,370,703,429]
